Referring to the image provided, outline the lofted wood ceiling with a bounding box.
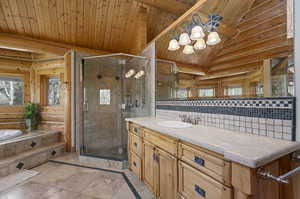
[155,0,256,70]
[0,0,195,53]
[155,0,293,77]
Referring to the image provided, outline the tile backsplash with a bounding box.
[156,97,296,141]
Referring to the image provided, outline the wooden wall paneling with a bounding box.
[64,52,72,151]
[287,0,294,38]
[263,59,272,97]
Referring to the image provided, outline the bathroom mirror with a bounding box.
[155,1,294,100]
[156,55,295,100]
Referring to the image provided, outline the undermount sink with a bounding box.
[158,121,193,128]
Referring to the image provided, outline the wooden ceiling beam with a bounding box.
[135,0,190,16]
[0,48,33,59]
[176,62,206,75]
[146,0,237,46]
[0,33,110,56]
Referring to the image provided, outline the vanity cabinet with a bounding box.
[178,161,232,199]
[127,121,295,199]
[143,132,178,198]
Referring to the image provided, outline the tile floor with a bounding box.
[0,153,155,199]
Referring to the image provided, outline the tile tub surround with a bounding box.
[0,131,65,178]
[125,117,300,168]
[156,97,296,141]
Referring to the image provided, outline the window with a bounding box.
[198,88,215,97]
[99,89,111,105]
[255,84,263,96]
[47,77,60,105]
[0,75,24,105]
[176,88,189,99]
[224,86,243,96]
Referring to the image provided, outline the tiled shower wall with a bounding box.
[156,97,296,141]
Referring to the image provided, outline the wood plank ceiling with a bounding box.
[155,0,256,69]
[0,0,195,53]
[156,0,293,76]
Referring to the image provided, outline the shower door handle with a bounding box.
[83,88,88,112]
[83,103,89,112]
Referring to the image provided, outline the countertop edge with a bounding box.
[125,117,300,168]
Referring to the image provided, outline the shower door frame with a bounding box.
[74,53,150,162]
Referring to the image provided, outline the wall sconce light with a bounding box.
[125,69,135,78]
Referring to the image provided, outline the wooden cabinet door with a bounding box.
[143,141,156,193]
[157,148,177,199]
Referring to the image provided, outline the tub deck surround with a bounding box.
[125,117,300,168]
[0,130,65,178]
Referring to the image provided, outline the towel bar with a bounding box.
[257,152,300,184]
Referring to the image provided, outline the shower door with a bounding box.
[79,55,150,161]
[81,57,127,160]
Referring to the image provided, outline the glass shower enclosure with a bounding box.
[79,54,150,161]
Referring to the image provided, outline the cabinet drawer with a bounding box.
[178,161,232,199]
[144,129,177,156]
[130,152,142,179]
[129,132,143,157]
[129,123,143,136]
[178,143,231,186]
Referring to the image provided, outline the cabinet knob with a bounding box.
[194,156,205,166]
[133,161,137,167]
[133,127,138,133]
[31,141,37,148]
[134,142,138,147]
[195,185,206,197]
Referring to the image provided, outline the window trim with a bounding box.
[224,85,243,97]
[198,88,215,98]
[40,75,61,106]
[0,73,25,106]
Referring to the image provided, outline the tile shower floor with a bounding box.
[0,154,155,199]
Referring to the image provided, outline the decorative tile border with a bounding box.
[156,97,296,141]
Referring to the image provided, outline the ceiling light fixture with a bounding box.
[125,69,135,78]
[194,38,206,50]
[178,32,191,46]
[206,31,221,45]
[134,70,145,79]
[183,45,194,55]
[167,13,223,54]
[168,39,180,51]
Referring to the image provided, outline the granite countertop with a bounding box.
[125,117,300,168]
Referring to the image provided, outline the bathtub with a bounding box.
[0,129,23,141]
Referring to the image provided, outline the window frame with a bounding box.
[224,85,243,97]
[40,75,61,106]
[0,73,26,106]
[198,88,215,98]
